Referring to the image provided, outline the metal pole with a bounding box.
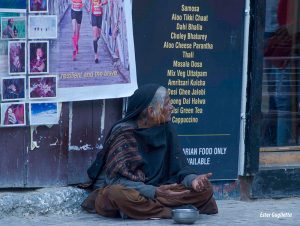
[238,0,251,176]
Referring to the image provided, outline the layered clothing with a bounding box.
[86,84,196,189]
[82,84,218,219]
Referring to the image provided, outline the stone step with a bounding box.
[0,187,88,218]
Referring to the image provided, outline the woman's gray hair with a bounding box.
[149,86,167,112]
[138,86,167,121]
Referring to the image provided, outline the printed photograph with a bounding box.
[1,102,26,127]
[29,75,57,99]
[29,102,58,125]
[28,41,49,74]
[58,0,133,92]
[8,41,26,75]
[1,17,26,40]
[1,76,26,101]
[28,15,57,39]
[29,0,48,13]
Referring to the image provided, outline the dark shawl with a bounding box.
[87,84,196,186]
[102,121,145,182]
[134,122,196,186]
[87,84,160,181]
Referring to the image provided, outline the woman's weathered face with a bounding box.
[140,87,174,126]
[160,94,173,123]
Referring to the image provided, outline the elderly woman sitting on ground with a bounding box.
[81,84,218,219]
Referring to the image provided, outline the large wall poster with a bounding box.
[0,1,137,101]
[57,0,137,101]
[0,0,137,127]
[133,0,246,180]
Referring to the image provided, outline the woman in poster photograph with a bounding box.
[89,0,108,63]
[57,0,133,99]
[29,0,48,13]
[29,41,48,74]
[9,41,26,74]
[1,17,26,40]
[71,0,88,60]
[2,77,25,100]
[2,18,15,39]
[2,103,25,126]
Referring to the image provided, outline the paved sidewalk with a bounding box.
[0,197,299,226]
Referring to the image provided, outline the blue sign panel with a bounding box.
[0,0,26,10]
[133,0,245,179]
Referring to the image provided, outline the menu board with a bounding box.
[133,0,246,179]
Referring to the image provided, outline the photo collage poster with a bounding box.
[0,0,137,126]
[0,0,58,126]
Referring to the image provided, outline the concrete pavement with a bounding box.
[0,196,299,226]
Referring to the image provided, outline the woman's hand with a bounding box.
[191,173,212,192]
[156,183,190,198]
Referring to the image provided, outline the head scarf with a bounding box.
[122,83,161,121]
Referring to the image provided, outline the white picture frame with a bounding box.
[29,102,59,125]
[8,40,27,75]
[1,16,26,40]
[29,75,57,99]
[1,102,26,127]
[28,15,57,39]
[1,76,26,101]
[28,0,48,13]
[28,40,49,74]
